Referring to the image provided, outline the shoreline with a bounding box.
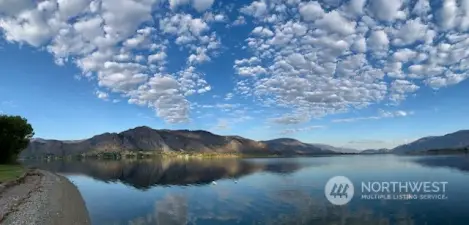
[0,169,90,225]
[21,150,361,161]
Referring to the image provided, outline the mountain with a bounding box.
[392,130,469,154]
[21,126,268,158]
[309,143,360,154]
[361,148,390,154]
[21,126,349,158]
[261,138,336,155]
[262,139,359,154]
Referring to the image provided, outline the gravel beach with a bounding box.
[0,169,90,225]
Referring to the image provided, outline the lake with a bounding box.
[25,155,469,225]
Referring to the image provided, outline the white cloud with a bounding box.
[393,18,428,46]
[192,0,215,12]
[0,0,227,124]
[96,90,109,100]
[215,14,225,22]
[73,16,104,42]
[412,0,431,15]
[348,0,366,15]
[148,52,167,63]
[57,0,89,19]
[101,0,154,39]
[2,0,469,128]
[369,0,403,22]
[270,113,311,125]
[425,71,467,89]
[0,6,59,47]
[352,37,367,52]
[392,48,417,62]
[252,26,274,37]
[0,0,35,16]
[232,15,246,26]
[299,1,324,21]
[367,30,389,50]
[315,10,356,35]
[234,0,469,127]
[390,79,419,101]
[235,65,267,76]
[224,93,234,100]
[333,110,413,123]
[169,0,190,10]
[240,0,268,18]
[279,126,325,135]
[438,0,458,30]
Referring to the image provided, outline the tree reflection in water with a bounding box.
[25,158,422,225]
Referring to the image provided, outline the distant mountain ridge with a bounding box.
[392,130,469,154]
[21,126,354,158]
[361,149,390,154]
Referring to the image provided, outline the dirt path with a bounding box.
[0,170,90,225]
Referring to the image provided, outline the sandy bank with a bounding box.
[0,169,90,225]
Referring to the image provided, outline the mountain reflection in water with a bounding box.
[24,158,324,189]
[413,155,469,173]
[126,189,417,225]
[23,155,469,225]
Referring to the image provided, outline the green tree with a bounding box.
[0,115,34,164]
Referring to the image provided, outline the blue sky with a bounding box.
[1,0,469,149]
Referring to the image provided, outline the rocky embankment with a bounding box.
[0,170,90,225]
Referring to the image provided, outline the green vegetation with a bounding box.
[0,115,34,164]
[0,164,25,183]
[24,150,278,161]
[22,150,358,161]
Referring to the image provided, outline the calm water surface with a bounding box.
[27,155,469,225]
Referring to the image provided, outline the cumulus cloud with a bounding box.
[0,0,222,124]
[148,52,167,63]
[347,0,366,15]
[252,26,274,37]
[2,0,469,128]
[95,90,109,100]
[232,15,246,26]
[299,1,324,21]
[240,0,268,18]
[192,0,215,12]
[169,0,190,10]
[369,0,404,22]
[316,10,356,35]
[393,18,428,46]
[367,30,389,50]
[332,110,414,123]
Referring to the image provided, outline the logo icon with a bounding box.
[325,176,354,205]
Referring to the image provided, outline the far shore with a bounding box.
[19,149,469,163]
[20,150,363,161]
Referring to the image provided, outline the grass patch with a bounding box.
[0,165,25,183]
